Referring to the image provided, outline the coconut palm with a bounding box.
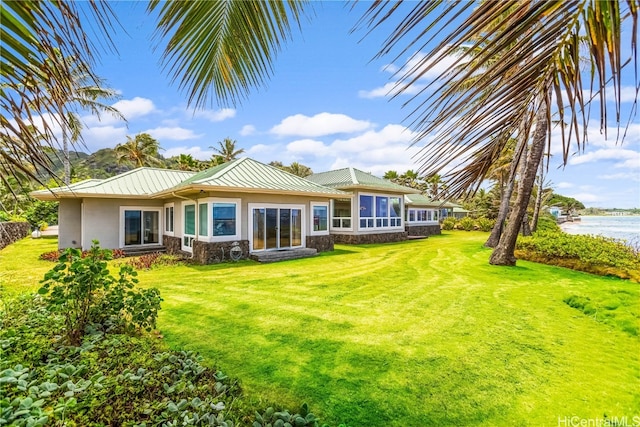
[284,162,313,177]
[210,138,245,163]
[1,1,117,189]
[115,133,163,168]
[359,1,638,265]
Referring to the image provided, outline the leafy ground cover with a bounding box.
[1,232,639,426]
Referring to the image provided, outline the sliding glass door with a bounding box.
[252,206,302,251]
[123,209,160,246]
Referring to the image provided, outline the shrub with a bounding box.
[516,231,640,281]
[441,217,456,230]
[458,216,475,231]
[475,217,495,232]
[40,247,126,262]
[38,241,162,345]
[127,253,184,270]
[0,295,328,427]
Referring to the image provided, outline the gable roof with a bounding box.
[157,157,347,197]
[307,167,420,194]
[31,168,196,200]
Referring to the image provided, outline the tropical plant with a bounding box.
[38,242,162,345]
[359,1,637,265]
[115,133,163,168]
[209,138,245,163]
[36,50,122,184]
[1,1,117,190]
[283,161,313,177]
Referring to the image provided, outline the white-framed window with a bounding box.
[310,202,329,235]
[407,208,439,223]
[164,203,174,235]
[358,193,403,230]
[191,198,242,242]
[331,198,352,230]
[182,202,196,252]
[211,199,241,241]
[120,206,162,247]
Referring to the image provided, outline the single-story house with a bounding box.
[31,158,348,263]
[403,194,442,237]
[306,168,420,244]
[452,205,471,219]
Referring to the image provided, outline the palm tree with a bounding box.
[114,133,163,168]
[1,1,117,189]
[383,170,399,181]
[284,162,313,178]
[358,1,637,265]
[210,138,244,163]
[45,51,122,184]
[175,154,200,171]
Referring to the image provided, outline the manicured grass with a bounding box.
[2,232,639,426]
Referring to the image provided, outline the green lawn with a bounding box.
[1,232,639,426]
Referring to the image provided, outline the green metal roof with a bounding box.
[404,194,439,207]
[31,168,195,200]
[307,167,420,194]
[164,157,347,197]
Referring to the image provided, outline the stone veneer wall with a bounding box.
[0,222,31,251]
[163,235,182,255]
[406,224,441,237]
[192,240,250,264]
[306,235,334,252]
[333,231,407,245]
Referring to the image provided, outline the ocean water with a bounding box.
[561,215,640,246]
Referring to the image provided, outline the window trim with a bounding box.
[406,208,439,224]
[182,201,196,252]
[357,192,404,231]
[210,198,242,242]
[164,203,174,236]
[330,197,353,231]
[310,201,330,236]
[119,206,163,248]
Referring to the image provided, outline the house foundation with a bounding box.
[333,231,408,244]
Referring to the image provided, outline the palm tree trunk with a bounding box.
[485,134,527,248]
[63,127,70,185]
[490,98,548,265]
[531,152,546,232]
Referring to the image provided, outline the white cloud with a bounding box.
[286,139,331,157]
[163,146,213,161]
[192,108,236,122]
[81,125,128,151]
[270,113,373,137]
[568,148,640,169]
[360,50,464,99]
[112,97,155,120]
[598,172,640,181]
[240,125,256,136]
[606,85,639,103]
[358,81,426,99]
[556,182,575,189]
[144,126,203,141]
[565,192,602,203]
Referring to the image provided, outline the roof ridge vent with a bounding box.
[349,167,359,185]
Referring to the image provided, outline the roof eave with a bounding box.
[153,184,348,199]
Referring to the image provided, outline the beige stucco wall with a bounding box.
[172,191,334,248]
[81,198,164,250]
[58,199,82,249]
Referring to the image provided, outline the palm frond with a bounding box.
[149,0,309,108]
[1,0,118,188]
[359,0,638,198]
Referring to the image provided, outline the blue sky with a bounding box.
[73,2,639,209]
